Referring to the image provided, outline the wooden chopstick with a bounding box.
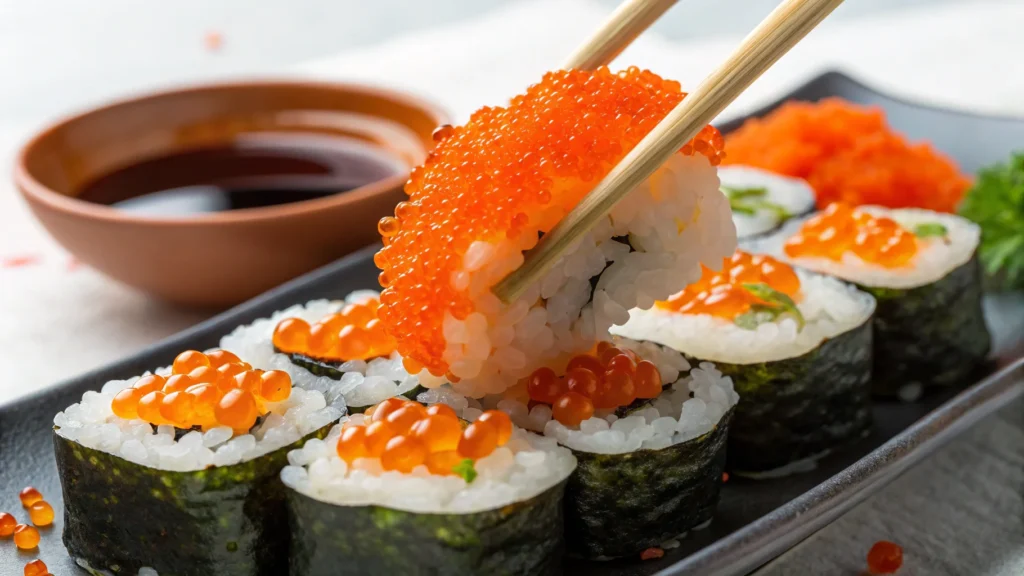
[493,0,844,303]
[564,0,679,70]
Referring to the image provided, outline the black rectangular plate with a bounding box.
[2,71,1024,576]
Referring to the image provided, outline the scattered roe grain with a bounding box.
[375,67,724,376]
[13,524,39,549]
[867,540,903,574]
[724,98,969,213]
[24,559,48,576]
[0,512,15,536]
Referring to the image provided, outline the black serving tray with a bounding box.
[3,71,1024,576]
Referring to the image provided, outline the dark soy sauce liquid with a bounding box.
[77,133,407,216]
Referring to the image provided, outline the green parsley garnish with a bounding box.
[734,282,806,331]
[959,152,1024,289]
[452,458,477,483]
[721,186,791,220]
[912,222,948,238]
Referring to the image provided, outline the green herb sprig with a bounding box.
[452,458,478,483]
[721,186,791,220]
[734,283,806,331]
[912,222,948,238]
[959,152,1024,289]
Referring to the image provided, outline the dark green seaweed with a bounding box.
[688,319,873,475]
[859,253,991,397]
[287,479,568,576]
[54,423,333,576]
[564,408,733,560]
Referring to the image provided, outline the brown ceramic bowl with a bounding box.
[15,80,449,307]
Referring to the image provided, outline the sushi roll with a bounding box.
[613,251,875,476]
[752,203,991,399]
[53,349,342,576]
[372,67,736,398]
[501,339,737,559]
[720,165,815,240]
[281,400,576,575]
[220,293,422,413]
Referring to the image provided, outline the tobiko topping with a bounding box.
[335,398,512,479]
[273,297,396,361]
[657,251,801,326]
[373,67,725,378]
[785,203,919,268]
[110,350,292,433]
[526,342,663,426]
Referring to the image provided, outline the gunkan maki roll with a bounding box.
[220,293,423,412]
[495,338,737,559]
[720,165,815,241]
[613,250,875,476]
[281,399,576,576]
[53,349,342,576]
[752,202,991,400]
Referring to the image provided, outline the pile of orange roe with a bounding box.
[373,67,725,377]
[526,342,663,427]
[724,98,970,213]
[273,297,395,361]
[110,349,293,433]
[335,398,512,476]
[658,251,800,319]
[784,203,918,268]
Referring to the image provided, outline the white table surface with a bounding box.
[1,1,1022,573]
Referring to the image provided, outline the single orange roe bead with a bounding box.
[137,391,168,425]
[162,374,195,394]
[186,384,220,428]
[381,435,428,473]
[173,350,209,375]
[425,450,462,476]
[215,389,259,432]
[335,325,371,359]
[566,354,605,378]
[603,369,637,408]
[336,425,370,463]
[426,404,458,419]
[27,501,54,527]
[217,363,249,390]
[341,303,376,325]
[232,371,263,394]
[411,413,463,452]
[132,374,165,395]
[188,365,220,386]
[606,353,637,375]
[565,368,598,398]
[273,318,311,353]
[371,398,407,423]
[206,349,241,368]
[527,367,567,404]
[13,524,39,549]
[111,387,143,420]
[259,371,292,403]
[458,420,499,459]
[640,547,665,561]
[160,391,195,428]
[552,392,595,426]
[386,404,429,433]
[306,323,338,357]
[363,421,398,457]
[0,512,16,536]
[635,361,663,399]
[867,541,903,574]
[477,410,512,445]
[24,559,48,576]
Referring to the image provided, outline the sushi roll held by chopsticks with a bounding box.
[53,349,342,576]
[752,203,991,399]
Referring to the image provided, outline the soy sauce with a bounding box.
[77,133,407,216]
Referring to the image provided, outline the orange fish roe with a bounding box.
[13,524,39,549]
[336,398,512,477]
[724,98,970,212]
[24,559,49,576]
[867,540,903,574]
[658,251,800,319]
[527,342,662,425]
[19,486,42,508]
[28,501,54,527]
[374,67,724,377]
[272,297,396,361]
[110,350,291,433]
[784,203,918,268]
[0,511,15,536]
